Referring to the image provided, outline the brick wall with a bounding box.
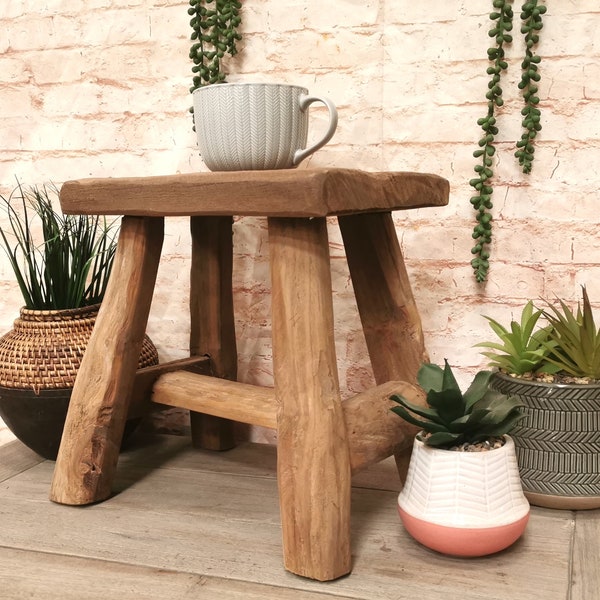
[1,1,599,442]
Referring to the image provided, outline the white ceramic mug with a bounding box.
[193,82,338,171]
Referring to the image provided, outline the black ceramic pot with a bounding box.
[0,305,158,460]
[0,387,141,460]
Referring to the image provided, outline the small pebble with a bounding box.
[448,436,506,452]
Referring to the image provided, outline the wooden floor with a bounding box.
[0,433,598,600]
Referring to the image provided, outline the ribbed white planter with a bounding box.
[398,435,530,557]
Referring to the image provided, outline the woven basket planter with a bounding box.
[0,305,158,459]
[490,372,600,510]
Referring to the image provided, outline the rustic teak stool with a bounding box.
[49,168,449,581]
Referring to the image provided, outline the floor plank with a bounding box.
[118,432,402,491]
[0,426,16,447]
[571,510,600,600]
[0,440,43,482]
[0,435,574,600]
[0,547,356,600]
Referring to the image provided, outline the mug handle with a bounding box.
[293,94,338,166]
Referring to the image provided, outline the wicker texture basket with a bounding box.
[0,304,158,391]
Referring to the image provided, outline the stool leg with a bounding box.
[50,216,164,505]
[339,212,428,482]
[189,216,237,451]
[269,216,352,581]
[339,211,428,385]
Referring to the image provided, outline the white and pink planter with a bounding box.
[398,435,530,557]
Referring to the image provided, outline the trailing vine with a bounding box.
[515,2,546,173]
[188,0,242,114]
[469,1,513,283]
[469,0,546,283]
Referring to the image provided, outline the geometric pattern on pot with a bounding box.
[398,436,529,528]
[490,373,600,498]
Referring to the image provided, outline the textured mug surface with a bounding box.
[193,83,338,171]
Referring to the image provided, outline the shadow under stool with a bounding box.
[49,168,449,581]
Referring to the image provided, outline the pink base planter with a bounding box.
[398,436,530,557]
[398,507,530,557]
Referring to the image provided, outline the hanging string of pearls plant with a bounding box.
[469,0,546,283]
[187,0,242,121]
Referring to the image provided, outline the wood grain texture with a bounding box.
[58,169,449,217]
[339,211,428,482]
[189,216,237,450]
[0,440,43,482]
[152,371,276,429]
[269,216,352,581]
[571,510,600,600]
[0,437,575,600]
[151,375,422,476]
[49,217,164,506]
[128,356,211,418]
[343,381,424,473]
[339,211,428,386]
[0,547,359,600]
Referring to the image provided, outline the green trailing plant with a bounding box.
[479,287,600,380]
[188,0,242,94]
[515,1,545,173]
[476,300,555,375]
[469,0,546,283]
[0,182,118,310]
[390,361,523,449]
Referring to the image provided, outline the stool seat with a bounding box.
[58,168,448,217]
[49,168,449,582]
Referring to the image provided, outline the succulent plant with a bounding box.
[390,361,523,449]
[476,300,555,375]
[541,287,600,379]
[478,287,600,380]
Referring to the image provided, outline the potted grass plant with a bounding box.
[0,182,158,459]
[478,287,600,509]
[390,361,528,557]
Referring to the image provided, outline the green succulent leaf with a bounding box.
[542,287,600,379]
[463,369,494,409]
[390,404,448,433]
[426,388,466,425]
[416,362,445,393]
[424,432,462,446]
[469,395,523,427]
[479,287,600,380]
[389,395,446,426]
[390,361,523,449]
[440,359,462,394]
[477,301,554,375]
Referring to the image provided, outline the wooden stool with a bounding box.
[49,168,449,581]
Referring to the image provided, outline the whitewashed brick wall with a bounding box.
[1,1,599,442]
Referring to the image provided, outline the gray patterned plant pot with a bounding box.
[490,372,600,509]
